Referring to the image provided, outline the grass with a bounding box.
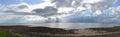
[0,30,21,37]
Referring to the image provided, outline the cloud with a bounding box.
[61,6,120,24]
[82,0,103,4]
[88,0,116,15]
[51,0,74,7]
[49,0,119,24]
[0,0,119,24]
[32,6,58,17]
[17,5,28,9]
[111,6,120,15]
[5,0,116,17]
[51,0,116,15]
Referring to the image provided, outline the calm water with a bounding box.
[0,23,120,29]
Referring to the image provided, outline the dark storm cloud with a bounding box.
[32,6,58,17]
[51,0,74,7]
[17,5,28,9]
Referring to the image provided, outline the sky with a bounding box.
[0,0,120,24]
[0,0,43,5]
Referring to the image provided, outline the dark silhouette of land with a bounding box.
[0,25,120,37]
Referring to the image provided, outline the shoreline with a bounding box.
[0,25,120,37]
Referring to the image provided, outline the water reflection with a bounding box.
[0,23,120,29]
[25,23,120,29]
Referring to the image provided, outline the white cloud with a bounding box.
[111,6,120,15]
[82,0,103,4]
[58,7,74,14]
[29,0,54,9]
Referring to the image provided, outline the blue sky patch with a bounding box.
[0,0,43,5]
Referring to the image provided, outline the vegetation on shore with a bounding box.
[0,29,21,37]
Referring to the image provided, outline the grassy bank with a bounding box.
[0,30,21,37]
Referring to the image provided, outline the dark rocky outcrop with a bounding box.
[25,27,75,34]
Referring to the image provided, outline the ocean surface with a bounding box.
[0,23,120,29]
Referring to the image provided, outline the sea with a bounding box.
[0,23,120,29]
